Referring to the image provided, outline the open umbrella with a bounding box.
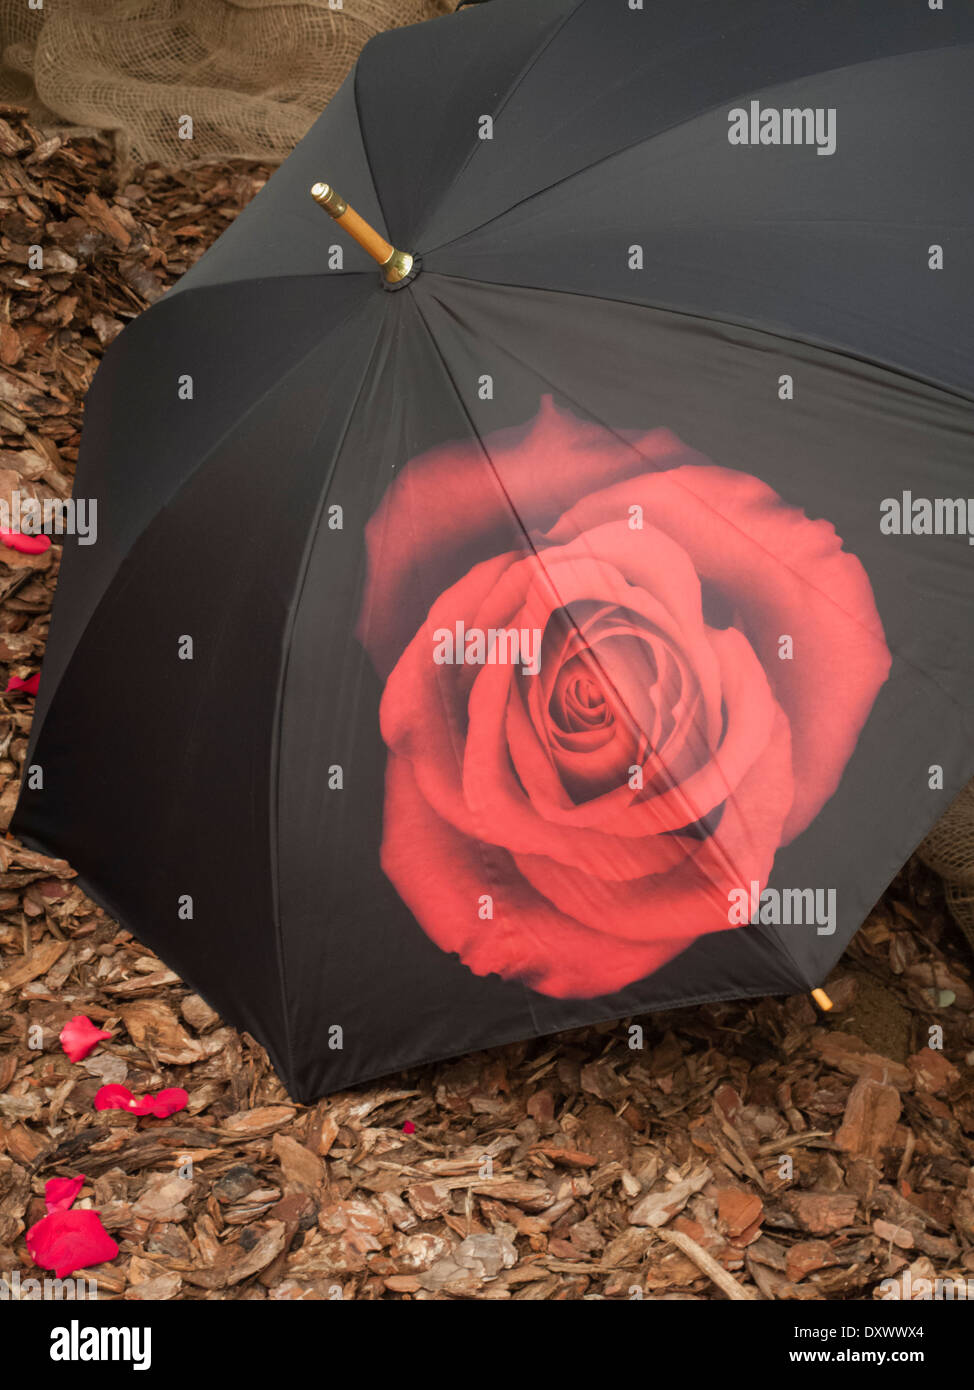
[13,0,974,1100]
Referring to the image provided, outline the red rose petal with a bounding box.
[148,1087,189,1118]
[380,753,681,997]
[547,464,891,842]
[5,671,40,695]
[93,1083,135,1111]
[44,1174,86,1213]
[93,1083,153,1114]
[358,397,698,677]
[60,1015,113,1063]
[94,1082,187,1118]
[27,1208,119,1279]
[0,528,51,555]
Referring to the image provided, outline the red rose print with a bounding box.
[356,399,891,998]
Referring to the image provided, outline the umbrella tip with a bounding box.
[310,182,345,216]
[811,987,834,1012]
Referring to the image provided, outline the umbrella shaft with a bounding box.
[310,182,413,283]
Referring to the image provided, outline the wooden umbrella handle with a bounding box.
[310,182,414,284]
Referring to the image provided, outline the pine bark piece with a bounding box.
[835,1077,902,1159]
[629,1167,712,1227]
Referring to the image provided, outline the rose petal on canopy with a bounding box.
[44,1174,86,1214]
[358,396,705,675]
[546,465,891,840]
[537,518,724,741]
[540,629,703,802]
[515,552,723,785]
[514,707,794,941]
[401,541,714,833]
[509,541,724,755]
[60,1014,112,1063]
[26,1208,119,1279]
[494,550,716,811]
[467,661,698,878]
[381,752,699,997]
[469,612,776,845]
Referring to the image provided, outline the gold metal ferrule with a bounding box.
[381,248,414,284]
[310,182,347,218]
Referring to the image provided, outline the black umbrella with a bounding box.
[14,0,974,1100]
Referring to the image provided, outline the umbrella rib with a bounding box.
[404,0,588,248]
[268,302,390,1093]
[425,264,974,412]
[421,37,974,263]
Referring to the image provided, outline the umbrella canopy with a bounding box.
[14,0,974,1100]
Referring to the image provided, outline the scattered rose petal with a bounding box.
[402,1120,416,1134]
[94,1083,145,1113]
[60,1014,113,1063]
[44,1174,86,1213]
[6,671,40,695]
[27,1208,118,1278]
[149,1087,189,1118]
[0,528,51,555]
[94,1082,188,1118]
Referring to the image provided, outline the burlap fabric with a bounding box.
[0,0,451,164]
[917,782,974,951]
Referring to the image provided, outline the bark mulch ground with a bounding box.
[0,108,972,1301]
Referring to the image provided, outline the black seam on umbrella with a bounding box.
[388,293,549,1027]
[137,266,381,318]
[405,0,587,248]
[419,36,974,270]
[23,277,361,758]
[424,266,974,413]
[269,303,390,1098]
[20,295,379,1090]
[407,290,753,981]
[350,38,393,243]
[26,273,376,762]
